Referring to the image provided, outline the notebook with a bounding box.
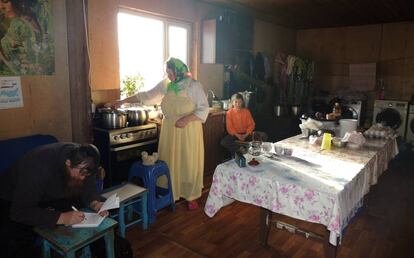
[72,193,119,228]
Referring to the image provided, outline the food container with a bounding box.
[100,109,127,129]
[125,108,148,126]
[221,99,231,110]
[332,137,347,148]
[339,119,358,138]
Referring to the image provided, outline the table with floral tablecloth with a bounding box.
[204,135,398,245]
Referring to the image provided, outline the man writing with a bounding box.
[0,143,108,258]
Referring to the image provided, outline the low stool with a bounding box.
[129,160,175,224]
[101,182,148,237]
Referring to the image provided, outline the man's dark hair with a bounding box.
[67,144,100,175]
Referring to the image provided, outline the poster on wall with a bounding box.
[0,76,23,109]
[0,0,54,75]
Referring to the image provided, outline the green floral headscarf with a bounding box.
[166,57,191,95]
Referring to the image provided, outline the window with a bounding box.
[117,9,191,94]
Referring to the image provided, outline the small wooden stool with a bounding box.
[101,182,148,237]
[34,217,117,258]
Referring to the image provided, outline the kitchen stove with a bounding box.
[93,123,158,188]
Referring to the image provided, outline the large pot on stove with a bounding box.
[99,108,127,129]
[125,108,148,126]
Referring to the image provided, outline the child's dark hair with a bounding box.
[231,93,245,108]
[67,144,100,174]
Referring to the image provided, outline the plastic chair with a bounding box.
[128,160,176,224]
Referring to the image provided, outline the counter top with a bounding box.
[208,109,227,116]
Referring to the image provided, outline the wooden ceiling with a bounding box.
[201,0,414,29]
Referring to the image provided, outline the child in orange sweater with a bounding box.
[220,93,256,155]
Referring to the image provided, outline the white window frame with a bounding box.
[118,8,192,89]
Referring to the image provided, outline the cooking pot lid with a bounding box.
[376,108,401,129]
[99,108,126,115]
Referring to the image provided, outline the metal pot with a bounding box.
[126,109,148,126]
[100,109,127,129]
[221,99,231,110]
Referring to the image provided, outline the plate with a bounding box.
[246,164,265,172]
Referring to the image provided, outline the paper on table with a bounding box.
[72,212,105,228]
[72,194,120,228]
[99,193,119,212]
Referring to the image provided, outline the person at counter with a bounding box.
[106,57,209,210]
[221,93,256,155]
[0,143,109,258]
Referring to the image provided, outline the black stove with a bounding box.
[93,124,158,188]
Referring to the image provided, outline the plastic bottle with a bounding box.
[333,103,341,116]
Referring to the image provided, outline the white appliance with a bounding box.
[373,100,409,139]
[343,100,362,126]
[406,105,414,143]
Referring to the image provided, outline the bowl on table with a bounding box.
[332,137,347,148]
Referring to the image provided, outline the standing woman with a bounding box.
[107,57,209,210]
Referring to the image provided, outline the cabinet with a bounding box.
[203,111,228,176]
[202,11,253,64]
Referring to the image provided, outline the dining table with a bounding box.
[204,135,398,257]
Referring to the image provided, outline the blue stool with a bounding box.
[101,183,148,237]
[34,217,117,258]
[129,160,176,224]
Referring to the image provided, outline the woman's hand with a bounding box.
[235,133,248,141]
[175,116,190,128]
[175,113,201,128]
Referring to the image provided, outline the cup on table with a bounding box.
[250,141,262,156]
[261,142,273,154]
[282,147,293,156]
[274,144,283,155]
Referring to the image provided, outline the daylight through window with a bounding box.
[118,10,191,94]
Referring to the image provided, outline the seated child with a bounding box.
[220,93,256,155]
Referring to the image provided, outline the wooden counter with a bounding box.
[203,110,228,176]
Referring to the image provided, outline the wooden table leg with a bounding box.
[259,207,271,246]
[104,228,115,258]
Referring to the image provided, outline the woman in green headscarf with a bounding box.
[107,57,209,210]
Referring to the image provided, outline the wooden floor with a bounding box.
[126,147,414,258]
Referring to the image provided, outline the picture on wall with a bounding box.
[0,0,54,76]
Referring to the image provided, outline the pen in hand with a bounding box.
[71,206,86,221]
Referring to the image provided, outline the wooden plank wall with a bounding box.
[297,22,414,124]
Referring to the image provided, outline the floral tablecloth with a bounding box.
[204,135,398,245]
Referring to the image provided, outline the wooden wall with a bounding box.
[0,0,71,141]
[254,19,296,61]
[297,22,414,122]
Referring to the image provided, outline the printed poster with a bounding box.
[0,76,23,109]
[0,0,54,75]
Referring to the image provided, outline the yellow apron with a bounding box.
[159,90,204,201]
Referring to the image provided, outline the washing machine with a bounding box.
[373,100,409,139]
[406,105,414,143]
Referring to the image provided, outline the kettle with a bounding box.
[238,91,254,108]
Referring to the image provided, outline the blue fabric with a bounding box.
[0,134,58,174]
